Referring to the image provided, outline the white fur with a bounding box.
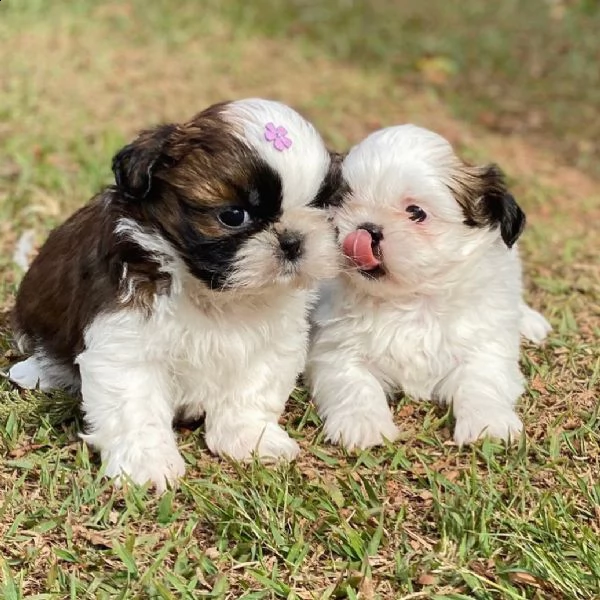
[307,125,550,450]
[224,99,330,210]
[13,230,36,271]
[77,285,311,491]
[520,301,552,344]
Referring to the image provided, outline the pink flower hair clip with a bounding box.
[264,122,292,151]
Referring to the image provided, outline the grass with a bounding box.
[1,1,599,598]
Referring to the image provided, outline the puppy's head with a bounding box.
[334,125,525,296]
[112,98,339,292]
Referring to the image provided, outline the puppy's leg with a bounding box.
[204,402,300,462]
[520,301,551,345]
[77,315,184,492]
[201,323,308,461]
[203,360,299,461]
[439,355,524,446]
[308,359,399,450]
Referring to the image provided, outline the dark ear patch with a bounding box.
[311,151,349,208]
[486,191,526,248]
[112,124,177,200]
[450,163,526,248]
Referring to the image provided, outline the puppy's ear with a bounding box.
[112,124,178,200]
[478,164,526,248]
[486,189,526,248]
[451,163,526,248]
[311,151,349,208]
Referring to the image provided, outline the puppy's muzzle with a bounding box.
[278,230,304,262]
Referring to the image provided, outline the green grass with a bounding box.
[1,1,599,598]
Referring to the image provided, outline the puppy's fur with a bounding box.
[307,125,551,450]
[9,98,339,490]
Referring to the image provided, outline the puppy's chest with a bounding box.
[156,293,309,372]
[363,308,462,397]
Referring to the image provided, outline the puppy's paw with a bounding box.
[207,421,300,462]
[97,438,186,493]
[520,305,551,345]
[453,408,523,446]
[8,357,42,389]
[8,354,77,392]
[8,356,63,391]
[324,408,400,450]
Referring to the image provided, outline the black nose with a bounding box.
[358,222,383,244]
[279,230,304,261]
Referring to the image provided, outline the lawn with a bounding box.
[0,1,599,598]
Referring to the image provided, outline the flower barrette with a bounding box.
[264,122,292,151]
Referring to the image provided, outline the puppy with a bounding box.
[9,98,339,490]
[306,125,551,450]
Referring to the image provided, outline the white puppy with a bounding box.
[9,99,339,490]
[307,125,551,450]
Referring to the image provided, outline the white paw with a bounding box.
[323,408,400,450]
[8,354,77,391]
[8,357,47,390]
[206,421,300,462]
[453,407,523,446]
[88,436,186,493]
[520,305,551,345]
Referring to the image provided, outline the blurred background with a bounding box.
[2,1,600,195]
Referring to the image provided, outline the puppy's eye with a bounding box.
[406,205,427,223]
[218,207,251,228]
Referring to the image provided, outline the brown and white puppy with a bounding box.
[9,98,339,491]
[307,124,551,450]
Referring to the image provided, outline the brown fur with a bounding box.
[12,102,287,371]
[12,192,169,367]
[447,162,526,248]
[113,103,280,240]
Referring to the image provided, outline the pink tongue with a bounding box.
[342,229,380,270]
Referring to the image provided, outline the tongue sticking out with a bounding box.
[342,229,381,270]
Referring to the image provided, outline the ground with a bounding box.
[0,2,599,599]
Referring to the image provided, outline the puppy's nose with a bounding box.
[357,222,383,244]
[279,230,304,261]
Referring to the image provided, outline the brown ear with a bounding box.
[450,163,526,248]
[112,124,177,200]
